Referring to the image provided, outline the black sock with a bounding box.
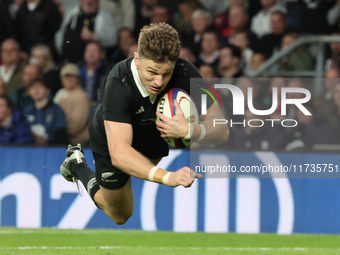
[71,163,100,202]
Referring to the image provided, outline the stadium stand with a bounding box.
[0,0,340,152]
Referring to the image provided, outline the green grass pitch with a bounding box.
[0,228,340,255]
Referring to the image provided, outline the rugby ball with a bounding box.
[156,88,199,148]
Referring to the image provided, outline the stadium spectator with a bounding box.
[233,107,285,151]
[213,0,249,34]
[198,0,228,17]
[179,47,197,66]
[277,33,314,72]
[218,45,243,80]
[199,64,217,78]
[54,64,90,144]
[283,79,308,120]
[0,78,6,96]
[302,105,340,148]
[110,28,136,67]
[15,0,62,54]
[330,82,340,122]
[181,9,213,56]
[0,94,33,144]
[56,0,117,63]
[232,30,253,75]
[30,44,56,74]
[99,0,135,31]
[251,52,266,71]
[172,0,202,37]
[299,0,335,35]
[134,0,159,38]
[327,0,340,28]
[325,32,340,70]
[260,11,290,59]
[196,30,220,69]
[315,69,340,128]
[0,1,17,45]
[0,39,26,95]
[151,4,170,24]
[221,5,249,39]
[80,42,107,103]
[23,79,67,145]
[284,104,340,151]
[127,43,138,58]
[10,64,41,111]
[264,76,286,121]
[320,68,340,103]
[282,103,312,151]
[30,44,61,96]
[6,0,24,19]
[238,77,259,104]
[250,0,286,39]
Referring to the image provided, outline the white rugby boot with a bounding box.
[60,144,87,182]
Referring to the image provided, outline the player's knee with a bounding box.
[112,213,132,225]
[106,209,133,225]
[113,216,129,225]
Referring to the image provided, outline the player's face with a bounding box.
[134,53,175,95]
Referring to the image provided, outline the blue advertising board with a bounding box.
[1,147,340,234]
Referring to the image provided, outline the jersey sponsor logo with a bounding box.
[101,172,117,182]
[135,106,145,114]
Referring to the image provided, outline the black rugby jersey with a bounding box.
[89,57,202,157]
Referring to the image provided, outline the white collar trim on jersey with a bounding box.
[131,58,157,104]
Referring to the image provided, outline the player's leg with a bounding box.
[60,144,130,221]
[60,143,164,224]
[60,144,103,207]
[97,181,133,225]
[93,153,162,224]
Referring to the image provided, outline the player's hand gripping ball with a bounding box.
[156,88,199,148]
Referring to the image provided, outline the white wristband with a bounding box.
[196,124,206,143]
[162,172,171,185]
[184,123,193,140]
[148,166,159,182]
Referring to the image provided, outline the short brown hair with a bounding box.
[28,78,49,90]
[138,23,180,63]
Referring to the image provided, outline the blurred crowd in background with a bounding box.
[1,0,340,152]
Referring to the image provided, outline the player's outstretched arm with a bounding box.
[166,167,202,188]
[156,101,229,145]
[104,120,201,187]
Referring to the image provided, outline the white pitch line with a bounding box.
[0,246,339,251]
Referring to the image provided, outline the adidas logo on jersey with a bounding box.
[135,106,145,114]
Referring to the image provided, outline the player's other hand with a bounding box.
[166,167,202,188]
[156,100,189,139]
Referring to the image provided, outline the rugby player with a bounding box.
[60,23,229,225]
